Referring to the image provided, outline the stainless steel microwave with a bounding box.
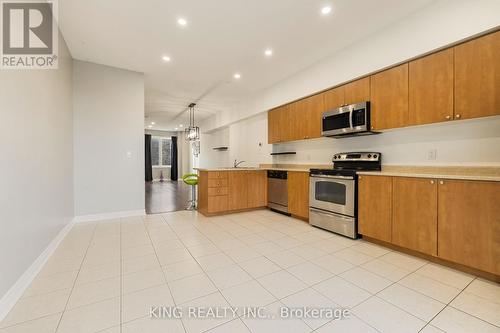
[322,101,376,138]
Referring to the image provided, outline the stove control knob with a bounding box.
[373,154,378,158]
[367,154,372,158]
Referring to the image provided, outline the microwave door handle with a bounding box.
[349,108,354,129]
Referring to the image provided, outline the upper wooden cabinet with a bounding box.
[268,104,291,144]
[392,177,438,256]
[358,175,392,242]
[454,31,500,120]
[323,86,345,111]
[370,64,409,130]
[438,180,500,275]
[344,77,370,105]
[409,49,454,125]
[291,94,324,140]
[287,171,309,219]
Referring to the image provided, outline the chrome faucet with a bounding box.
[233,159,246,168]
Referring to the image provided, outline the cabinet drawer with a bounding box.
[208,171,228,179]
[208,187,229,196]
[208,179,228,187]
[208,195,228,213]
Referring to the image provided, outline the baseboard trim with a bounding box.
[0,219,75,322]
[73,209,146,223]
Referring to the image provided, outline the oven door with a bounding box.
[309,175,355,216]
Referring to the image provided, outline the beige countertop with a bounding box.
[357,165,500,182]
[197,165,500,181]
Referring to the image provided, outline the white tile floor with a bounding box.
[1,209,499,333]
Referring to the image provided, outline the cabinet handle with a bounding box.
[445,115,451,120]
[439,181,444,185]
[455,114,461,119]
[430,180,435,184]
[371,126,374,130]
[358,176,362,180]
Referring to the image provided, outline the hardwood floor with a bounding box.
[145,181,191,214]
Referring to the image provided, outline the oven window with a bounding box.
[315,181,346,205]
[323,112,350,131]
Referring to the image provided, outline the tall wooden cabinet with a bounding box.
[287,171,309,219]
[392,177,438,256]
[358,175,392,242]
[438,180,500,275]
[454,31,500,120]
[370,64,409,130]
[409,49,454,125]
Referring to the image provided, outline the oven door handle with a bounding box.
[310,208,354,221]
[310,174,354,180]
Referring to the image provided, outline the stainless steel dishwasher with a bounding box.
[267,170,289,214]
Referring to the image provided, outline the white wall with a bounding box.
[0,36,74,299]
[200,0,500,167]
[73,61,145,216]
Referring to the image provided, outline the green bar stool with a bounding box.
[182,173,199,210]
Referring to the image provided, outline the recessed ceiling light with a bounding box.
[321,6,332,15]
[264,49,273,57]
[162,55,171,62]
[179,124,183,127]
[151,122,155,125]
[148,125,153,128]
[234,73,241,79]
[177,17,187,26]
[174,128,178,130]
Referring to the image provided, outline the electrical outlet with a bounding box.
[427,149,437,161]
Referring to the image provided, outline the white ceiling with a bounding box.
[59,0,436,131]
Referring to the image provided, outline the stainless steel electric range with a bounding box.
[309,152,382,239]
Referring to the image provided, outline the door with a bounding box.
[358,175,392,242]
[409,49,454,125]
[228,171,248,210]
[438,180,500,275]
[309,175,355,216]
[288,171,309,219]
[454,31,500,120]
[344,77,370,105]
[370,64,409,130]
[392,177,438,256]
[247,171,267,208]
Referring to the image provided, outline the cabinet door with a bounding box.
[208,196,228,213]
[409,49,454,125]
[323,86,345,111]
[287,171,309,219]
[228,171,248,210]
[455,31,500,120]
[344,77,370,105]
[247,171,267,208]
[358,176,392,242]
[438,180,500,275]
[370,64,409,130]
[268,105,291,143]
[392,177,438,256]
[268,108,280,144]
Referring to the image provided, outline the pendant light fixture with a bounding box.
[185,102,200,141]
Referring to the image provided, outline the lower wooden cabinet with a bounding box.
[358,175,499,275]
[358,175,392,242]
[247,171,268,208]
[392,177,438,256]
[228,171,248,211]
[199,170,267,215]
[438,180,500,275]
[287,171,309,219]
